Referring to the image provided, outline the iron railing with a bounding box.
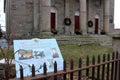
[7,52,120,80]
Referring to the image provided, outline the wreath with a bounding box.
[64,18,71,26]
[88,20,93,27]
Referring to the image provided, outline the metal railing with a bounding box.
[7,52,120,80]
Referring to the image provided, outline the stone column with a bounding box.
[103,0,110,34]
[6,0,11,37]
[64,0,70,35]
[39,0,51,33]
[79,0,87,35]
[33,0,40,33]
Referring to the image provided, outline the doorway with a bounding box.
[94,18,99,34]
[74,15,80,32]
[51,12,56,31]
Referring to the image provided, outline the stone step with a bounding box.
[54,35,112,46]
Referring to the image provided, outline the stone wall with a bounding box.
[88,0,104,34]
[52,0,65,34]
[52,0,107,35]
[10,0,33,37]
[6,0,114,38]
[113,35,120,53]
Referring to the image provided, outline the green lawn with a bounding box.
[0,44,113,79]
[0,44,113,67]
[59,44,113,67]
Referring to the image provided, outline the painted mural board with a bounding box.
[13,38,63,78]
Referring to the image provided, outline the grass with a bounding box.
[59,44,113,78]
[0,44,113,66]
[59,44,113,67]
[0,44,113,79]
[0,48,14,59]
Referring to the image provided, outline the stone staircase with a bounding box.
[53,35,112,46]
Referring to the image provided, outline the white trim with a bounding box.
[51,7,56,12]
[74,11,79,16]
[95,14,99,19]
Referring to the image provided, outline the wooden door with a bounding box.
[51,13,56,31]
[95,19,99,34]
[74,16,80,32]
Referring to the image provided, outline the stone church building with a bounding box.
[5,0,114,38]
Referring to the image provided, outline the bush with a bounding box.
[51,29,58,34]
[75,29,82,35]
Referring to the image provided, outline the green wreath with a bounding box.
[88,20,93,27]
[64,18,71,26]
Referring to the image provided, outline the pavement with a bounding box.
[0,38,8,48]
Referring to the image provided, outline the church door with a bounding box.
[94,18,99,34]
[74,16,80,32]
[51,13,56,31]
